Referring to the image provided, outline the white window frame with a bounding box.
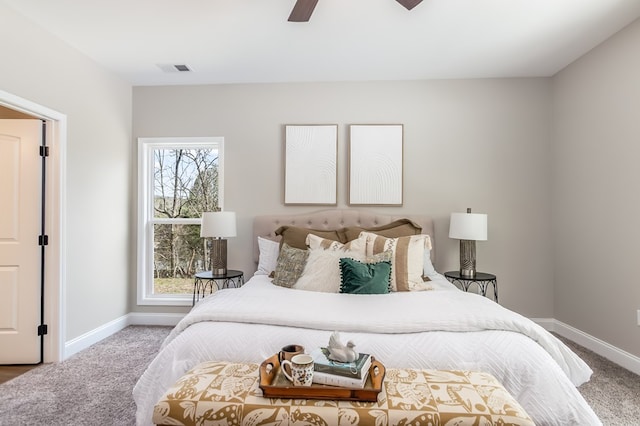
[137,136,224,305]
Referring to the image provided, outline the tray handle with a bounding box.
[260,357,279,387]
[369,359,385,390]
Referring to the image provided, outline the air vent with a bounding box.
[157,64,193,73]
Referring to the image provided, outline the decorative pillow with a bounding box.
[360,231,433,292]
[305,233,367,254]
[272,243,309,288]
[338,219,422,243]
[294,248,364,293]
[255,237,279,276]
[275,226,342,250]
[339,258,392,295]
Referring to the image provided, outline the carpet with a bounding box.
[0,326,637,425]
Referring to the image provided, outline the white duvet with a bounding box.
[133,274,601,425]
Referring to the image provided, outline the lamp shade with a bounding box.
[200,212,237,238]
[449,212,487,241]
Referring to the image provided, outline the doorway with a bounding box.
[0,91,65,364]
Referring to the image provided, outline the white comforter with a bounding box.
[133,274,601,425]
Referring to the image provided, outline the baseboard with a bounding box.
[532,318,640,376]
[63,312,184,360]
[64,314,130,359]
[127,312,185,326]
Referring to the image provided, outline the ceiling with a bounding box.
[5,0,640,86]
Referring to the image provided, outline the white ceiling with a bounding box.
[5,0,640,86]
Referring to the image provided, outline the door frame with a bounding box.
[0,90,66,363]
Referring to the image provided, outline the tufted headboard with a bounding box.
[252,209,435,264]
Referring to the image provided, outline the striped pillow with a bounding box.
[305,233,366,254]
[360,231,433,292]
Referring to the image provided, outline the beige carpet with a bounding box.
[0,326,637,425]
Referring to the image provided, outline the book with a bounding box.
[310,347,372,379]
[312,369,370,388]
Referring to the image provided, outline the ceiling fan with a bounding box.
[288,0,423,22]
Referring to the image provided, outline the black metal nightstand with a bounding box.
[193,270,244,305]
[444,271,498,303]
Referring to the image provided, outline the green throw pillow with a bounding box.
[339,258,391,295]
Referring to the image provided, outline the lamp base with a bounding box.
[459,239,476,278]
[210,238,228,276]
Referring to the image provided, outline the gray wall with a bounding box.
[132,79,554,318]
[0,4,132,341]
[553,19,640,356]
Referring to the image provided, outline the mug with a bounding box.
[279,344,304,376]
[281,354,314,386]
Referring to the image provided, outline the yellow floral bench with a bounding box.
[153,361,535,426]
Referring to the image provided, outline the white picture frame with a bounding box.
[349,124,403,206]
[284,124,338,205]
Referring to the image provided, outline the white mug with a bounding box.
[281,354,314,386]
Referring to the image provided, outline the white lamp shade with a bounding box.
[449,212,488,241]
[201,211,237,238]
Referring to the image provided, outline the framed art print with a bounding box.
[349,124,403,206]
[284,124,338,205]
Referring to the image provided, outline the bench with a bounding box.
[153,361,535,425]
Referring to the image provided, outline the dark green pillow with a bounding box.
[339,258,391,295]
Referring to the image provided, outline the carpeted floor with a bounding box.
[0,326,638,425]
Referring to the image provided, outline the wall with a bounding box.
[553,19,640,356]
[0,4,132,341]
[132,78,554,318]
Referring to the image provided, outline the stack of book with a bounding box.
[310,347,372,388]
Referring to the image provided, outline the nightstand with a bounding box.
[193,270,244,305]
[444,271,498,303]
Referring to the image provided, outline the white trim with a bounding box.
[532,318,640,376]
[64,314,130,359]
[63,312,184,359]
[127,312,185,326]
[0,90,67,363]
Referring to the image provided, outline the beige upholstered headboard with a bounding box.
[253,209,435,263]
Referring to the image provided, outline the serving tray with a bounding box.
[258,353,385,402]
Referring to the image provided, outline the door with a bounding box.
[0,119,43,364]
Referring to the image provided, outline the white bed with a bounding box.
[133,210,601,425]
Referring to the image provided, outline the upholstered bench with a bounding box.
[152,361,535,426]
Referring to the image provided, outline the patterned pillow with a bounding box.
[271,243,309,288]
[305,233,366,254]
[339,258,392,295]
[360,231,433,292]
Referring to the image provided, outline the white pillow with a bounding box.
[423,246,438,277]
[294,248,364,293]
[255,237,279,276]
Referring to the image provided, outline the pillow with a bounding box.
[275,225,342,250]
[423,246,437,278]
[255,237,279,276]
[338,218,422,243]
[339,258,391,295]
[360,231,433,292]
[305,233,367,254]
[272,243,309,288]
[294,248,364,293]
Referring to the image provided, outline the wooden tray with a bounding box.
[258,353,385,402]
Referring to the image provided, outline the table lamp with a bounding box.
[200,211,237,275]
[449,208,487,278]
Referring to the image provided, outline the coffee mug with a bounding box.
[281,354,314,386]
[279,344,304,376]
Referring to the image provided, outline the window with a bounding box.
[137,137,224,305]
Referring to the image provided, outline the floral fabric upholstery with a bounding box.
[153,361,535,426]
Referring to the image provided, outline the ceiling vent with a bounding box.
[157,64,192,73]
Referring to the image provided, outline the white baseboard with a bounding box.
[64,314,130,359]
[532,318,640,376]
[63,312,184,360]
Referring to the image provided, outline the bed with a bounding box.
[133,209,601,425]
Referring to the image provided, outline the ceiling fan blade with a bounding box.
[396,0,423,10]
[288,0,319,22]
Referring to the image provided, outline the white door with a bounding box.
[0,119,42,364]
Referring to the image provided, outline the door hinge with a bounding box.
[38,324,48,336]
[39,146,49,157]
[38,235,49,246]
